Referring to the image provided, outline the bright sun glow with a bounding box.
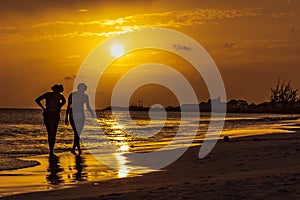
[110,43,124,58]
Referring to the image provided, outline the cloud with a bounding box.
[0,8,262,44]
[173,44,192,51]
[77,9,88,13]
[64,75,76,81]
[118,8,262,28]
[0,0,143,17]
[66,54,80,60]
[212,40,289,57]
[269,12,295,19]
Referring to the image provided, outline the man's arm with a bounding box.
[65,94,72,125]
[85,95,95,118]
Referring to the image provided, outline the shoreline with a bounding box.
[1,131,299,199]
[2,107,300,115]
[0,128,298,172]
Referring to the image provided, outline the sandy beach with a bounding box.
[1,130,299,200]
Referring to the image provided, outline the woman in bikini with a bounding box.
[35,84,66,155]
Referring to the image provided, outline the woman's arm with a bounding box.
[60,94,66,108]
[35,93,46,111]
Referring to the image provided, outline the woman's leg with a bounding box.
[52,113,59,152]
[44,112,60,155]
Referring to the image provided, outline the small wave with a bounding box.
[199,116,300,124]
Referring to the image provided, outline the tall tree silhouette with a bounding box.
[270,79,298,104]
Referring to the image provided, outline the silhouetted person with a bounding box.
[65,83,94,155]
[35,84,66,155]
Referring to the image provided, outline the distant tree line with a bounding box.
[185,79,300,113]
[224,79,300,113]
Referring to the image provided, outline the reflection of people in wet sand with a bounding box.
[74,155,86,181]
[47,155,63,185]
[65,83,94,155]
[35,84,66,155]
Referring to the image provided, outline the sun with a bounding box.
[110,43,124,58]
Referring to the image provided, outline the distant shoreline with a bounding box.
[1,107,300,114]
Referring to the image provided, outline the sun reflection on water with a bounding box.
[115,153,129,178]
[118,144,130,152]
[112,125,124,129]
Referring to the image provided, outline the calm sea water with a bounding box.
[0,108,299,170]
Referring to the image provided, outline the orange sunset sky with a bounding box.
[0,0,299,108]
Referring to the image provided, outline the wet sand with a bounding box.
[0,151,154,197]
[1,132,300,200]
